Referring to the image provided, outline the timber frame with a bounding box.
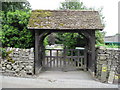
[30,29,96,76]
[28,10,104,76]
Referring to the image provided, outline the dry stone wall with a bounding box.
[0,47,34,77]
[0,46,119,84]
[96,47,120,84]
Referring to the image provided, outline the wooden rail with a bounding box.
[43,49,87,70]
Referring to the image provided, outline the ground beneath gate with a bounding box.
[1,71,118,88]
[37,71,93,80]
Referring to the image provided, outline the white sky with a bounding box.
[27,0,119,36]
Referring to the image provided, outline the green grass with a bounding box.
[96,43,120,48]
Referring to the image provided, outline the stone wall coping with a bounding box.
[106,48,120,50]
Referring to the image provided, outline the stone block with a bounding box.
[30,48,34,52]
[99,61,107,64]
[100,64,108,82]
[98,46,106,50]
[98,54,109,60]
[108,70,115,84]
[113,74,119,84]
[6,64,12,70]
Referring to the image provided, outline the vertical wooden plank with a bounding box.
[81,58,83,68]
[47,57,49,67]
[53,56,55,68]
[68,57,70,65]
[71,49,74,67]
[59,50,61,67]
[77,58,79,68]
[50,49,52,68]
[59,56,61,67]
[63,49,66,67]
[77,50,80,68]
[84,49,87,71]
[46,50,48,65]
[56,50,59,67]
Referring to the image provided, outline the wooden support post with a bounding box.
[78,31,89,71]
[34,30,41,75]
[89,30,96,77]
[34,30,49,75]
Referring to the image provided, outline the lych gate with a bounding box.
[44,48,86,71]
[27,10,104,76]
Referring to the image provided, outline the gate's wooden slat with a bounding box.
[52,57,54,68]
[84,50,87,71]
[71,50,74,66]
[77,50,80,68]
[45,56,64,58]
[51,58,53,68]
[51,57,54,68]
[67,57,70,65]
[69,58,71,65]
[73,58,76,66]
[46,56,80,58]
[60,57,62,67]
[44,49,86,70]
[45,49,84,51]
[48,57,50,67]
[53,58,57,67]
[67,56,84,58]
[47,57,49,66]
[50,49,52,68]
[67,50,70,66]
[81,58,83,68]
[77,58,79,68]
[63,49,66,67]
[56,50,59,67]
[44,56,84,58]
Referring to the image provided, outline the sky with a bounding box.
[27,0,119,36]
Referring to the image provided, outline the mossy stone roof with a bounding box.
[27,10,104,30]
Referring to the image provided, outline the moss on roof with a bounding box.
[27,10,104,30]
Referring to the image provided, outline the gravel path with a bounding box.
[0,71,118,88]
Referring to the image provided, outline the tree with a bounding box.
[1,10,34,48]
[59,0,86,10]
[95,31,106,44]
[1,1,34,48]
[56,0,105,49]
[1,0,31,12]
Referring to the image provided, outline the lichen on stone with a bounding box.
[28,10,53,28]
[27,10,104,30]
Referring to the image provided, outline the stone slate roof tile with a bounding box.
[27,10,104,30]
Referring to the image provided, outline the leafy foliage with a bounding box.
[2,1,31,13]
[0,47,14,63]
[56,33,86,49]
[1,10,34,48]
[59,0,86,10]
[96,44,120,48]
[95,30,106,44]
[1,1,34,48]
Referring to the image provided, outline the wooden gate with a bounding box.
[42,49,87,71]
